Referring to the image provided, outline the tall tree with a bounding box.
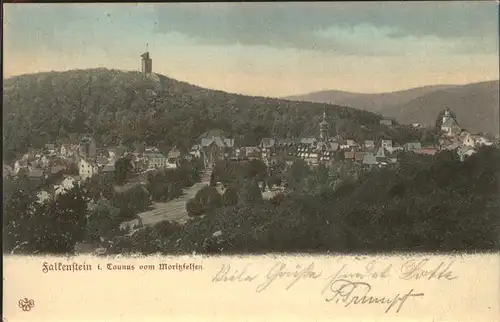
[245,159,267,182]
[222,185,239,206]
[3,177,38,253]
[114,156,133,185]
[86,197,120,242]
[284,159,310,190]
[239,179,263,205]
[4,184,89,254]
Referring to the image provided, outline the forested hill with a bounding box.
[3,68,422,161]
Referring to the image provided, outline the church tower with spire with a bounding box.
[442,107,452,125]
[440,107,461,137]
[319,109,329,141]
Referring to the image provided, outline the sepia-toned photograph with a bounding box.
[3,2,499,259]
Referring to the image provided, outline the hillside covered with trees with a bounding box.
[3,68,428,162]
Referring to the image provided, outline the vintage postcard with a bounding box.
[2,2,499,321]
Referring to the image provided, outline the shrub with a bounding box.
[186,199,203,217]
[222,186,239,206]
[239,179,263,205]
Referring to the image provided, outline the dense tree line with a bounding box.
[186,186,223,217]
[3,69,429,162]
[185,159,267,218]
[3,177,90,254]
[210,159,267,187]
[80,173,150,222]
[2,175,149,254]
[147,159,203,202]
[108,146,500,254]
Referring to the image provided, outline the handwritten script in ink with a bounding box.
[324,279,423,313]
[212,258,458,314]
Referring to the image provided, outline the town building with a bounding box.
[55,176,79,195]
[60,144,80,157]
[79,136,97,159]
[108,146,126,161]
[355,151,367,162]
[144,152,167,169]
[457,146,476,161]
[339,139,359,150]
[345,140,359,149]
[167,146,182,169]
[101,164,116,174]
[131,156,148,173]
[260,110,340,166]
[144,146,160,153]
[79,158,98,180]
[260,138,304,165]
[50,165,66,177]
[189,145,202,159]
[380,119,393,126]
[413,147,439,156]
[404,142,422,151]
[41,154,57,168]
[385,145,404,154]
[364,140,375,149]
[201,136,235,167]
[44,143,56,153]
[14,160,28,174]
[475,136,493,146]
[344,151,355,161]
[239,146,261,160]
[28,169,46,184]
[380,140,393,149]
[96,155,110,167]
[375,147,387,161]
[362,154,377,166]
[297,147,319,166]
[460,132,493,148]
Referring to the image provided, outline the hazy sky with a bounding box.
[3,2,499,97]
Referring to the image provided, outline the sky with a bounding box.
[3,2,499,97]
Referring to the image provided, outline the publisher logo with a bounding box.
[18,298,35,312]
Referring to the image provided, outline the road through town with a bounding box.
[121,169,280,231]
[121,169,212,230]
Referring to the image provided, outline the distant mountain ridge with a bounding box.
[383,80,499,135]
[285,80,499,135]
[285,84,457,113]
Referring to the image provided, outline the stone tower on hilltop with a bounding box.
[141,44,152,76]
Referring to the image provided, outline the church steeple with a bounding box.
[319,108,329,141]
